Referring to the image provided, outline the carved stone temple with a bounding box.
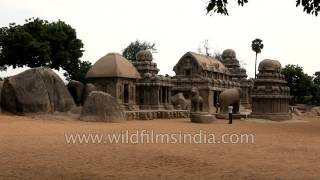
[172,52,240,113]
[221,49,253,108]
[249,59,292,121]
[86,53,141,110]
[131,50,173,110]
[84,49,291,121]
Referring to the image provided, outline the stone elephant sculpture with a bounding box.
[219,88,241,114]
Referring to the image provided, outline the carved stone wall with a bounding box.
[250,59,292,121]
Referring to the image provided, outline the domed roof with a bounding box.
[222,49,236,59]
[258,59,281,72]
[86,53,140,79]
[136,50,153,61]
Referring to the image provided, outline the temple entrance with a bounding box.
[161,87,166,104]
[139,88,144,104]
[213,91,219,106]
[124,84,129,103]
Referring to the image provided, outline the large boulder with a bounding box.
[80,91,125,122]
[67,80,84,105]
[82,83,97,103]
[1,68,75,114]
[0,81,3,113]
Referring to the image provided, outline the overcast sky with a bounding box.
[0,0,319,79]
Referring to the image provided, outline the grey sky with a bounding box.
[0,0,319,78]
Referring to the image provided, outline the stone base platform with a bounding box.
[249,113,292,121]
[190,112,216,124]
[216,113,247,119]
[125,110,190,120]
[139,105,174,110]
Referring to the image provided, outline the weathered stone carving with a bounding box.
[218,88,241,114]
[221,49,253,108]
[171,93,191,110]
[191,87,203,112]
[172,52,239,113]
[250,59,292,121]
[132,50,173,110]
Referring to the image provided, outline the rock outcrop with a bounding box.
[1,68,75,114]
[67,80,84,105]
[82,83,97,103]
[80,91,125,122]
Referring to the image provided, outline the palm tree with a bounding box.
[251,38,264,78]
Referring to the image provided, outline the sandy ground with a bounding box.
[1,114,320,180]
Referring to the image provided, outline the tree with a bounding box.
[282,64,314,104]
[251,38,264,78]
[64,61,92,83]
[122,40,157,61]
[0,17,87,82]
[314,71,320,85]
[198,39,213,56]
[206,0,320,16]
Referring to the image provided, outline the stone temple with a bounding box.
[221,49,253,108]
[84,49,291,121]
[131,50,173,110]
[86,53,141,110]
[250,59,292,120]
[172,52,240,113]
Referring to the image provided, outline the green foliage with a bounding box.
[314,71,320,85]
[64,60,92,83]
[281,64,319,104]
[251,39,264,54]
[0,17,87,82]
[206,0,320,16]
[252,38,263,78]
[214,51,223,61]
[206,0,248,16]
[122,40,156,61]
[296,0,320,16]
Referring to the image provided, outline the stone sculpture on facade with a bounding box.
[191,87,203,112]
[189,87,215,123]
[250,59,292,121]
[218,88,241,114]
[171,93,191,110]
